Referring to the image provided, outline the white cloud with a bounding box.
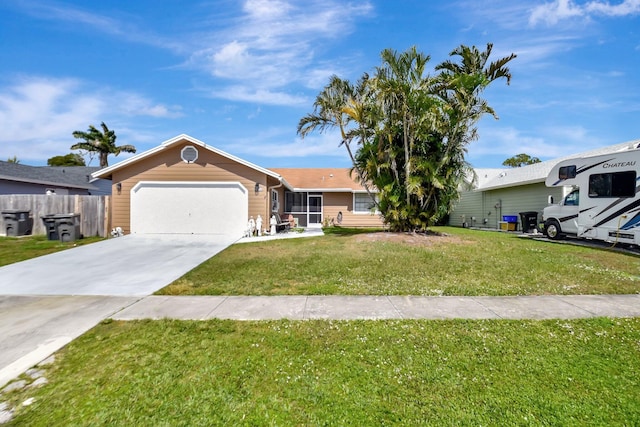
[529,0,584,26]
[586,0,640,16]
[189,0,374,104]
[529,0,640,26]
[211,85,309,106]
[0,76,181,163]
[117,93,183,118]
[11,1,185,52]
[229,128,348,158]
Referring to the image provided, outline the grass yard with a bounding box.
[159,226,640,296]
[3,318,640,426]
[0,235,103,267]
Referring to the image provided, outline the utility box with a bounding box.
[2,210,33,236]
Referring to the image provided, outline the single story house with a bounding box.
[269,168,382,228]
[91,134,383,237]
[448,139,640,230]
[0,161,110,195]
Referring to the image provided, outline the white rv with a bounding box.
[542,146,640,245]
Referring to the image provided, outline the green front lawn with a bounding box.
[4,318,640,425]
[159,227,640,296]
[0,235,103,267]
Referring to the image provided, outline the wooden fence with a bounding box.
[0,195,111,237]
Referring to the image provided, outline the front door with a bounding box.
[308,195,323,227]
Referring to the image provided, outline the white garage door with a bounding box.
[130,181,248,236]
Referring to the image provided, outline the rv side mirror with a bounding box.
[548,195,554,204]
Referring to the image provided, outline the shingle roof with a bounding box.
[269,168,367,191]
[0,161,97,190]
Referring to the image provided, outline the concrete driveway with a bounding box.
[0,233,236,388]
[0,234,237,296]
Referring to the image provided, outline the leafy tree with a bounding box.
[71,122,136,167]
[502,153,541,167]
[299,44,516,231]
[47,153,86,166]
[6,156,20,164]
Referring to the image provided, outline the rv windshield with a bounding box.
[564,189,579,206]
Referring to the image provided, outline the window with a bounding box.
[271,190,279,212]
[588,171,637,198]
[181,146,198,163]
[285,192,307,213]
[559,165,576,180]
[563,189,579,206]
[354,193,378,213]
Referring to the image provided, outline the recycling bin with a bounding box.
[519,211,539,233]
[501,215,518,231]
[2,210,33,236]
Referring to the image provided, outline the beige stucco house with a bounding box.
[92,134,383,237]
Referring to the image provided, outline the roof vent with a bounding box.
[181,146,198,163]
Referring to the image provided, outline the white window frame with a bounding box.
[271,189,279,212]
[180,145,199,163]
[353,192,379,214]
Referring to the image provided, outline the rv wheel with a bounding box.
[545,220,562,240]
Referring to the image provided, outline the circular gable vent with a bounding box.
[181,146,198,163]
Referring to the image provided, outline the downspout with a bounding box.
[267,178,285,221]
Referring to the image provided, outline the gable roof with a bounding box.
[475,139,640,191]
[270,168,368,192]
[92,134,292,189]
[0,161,97,190]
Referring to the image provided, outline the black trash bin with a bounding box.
[2,210,33,236]
[519,211,539,233]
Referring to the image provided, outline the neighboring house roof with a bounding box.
[474,139,640,191]
[270,168,369,192]
[0,161,97,191]
[92,134,292,190]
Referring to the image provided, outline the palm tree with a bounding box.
[70,122,136,168]
[297,74,379,207]
[300,44,516,232]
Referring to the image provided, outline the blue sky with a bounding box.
[1,0,639,169]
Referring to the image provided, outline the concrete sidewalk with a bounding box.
[113,294,640,321]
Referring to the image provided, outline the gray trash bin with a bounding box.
[41,214,60,240]
[41,213,81,241]
[2,210,33,236]
[519,211,539,233]
[56,214,81,242]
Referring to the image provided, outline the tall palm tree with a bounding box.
[297,74,379,206]
[433,43,517,213]
[70,122,136,168]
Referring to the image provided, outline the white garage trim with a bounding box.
[130,181,248,236]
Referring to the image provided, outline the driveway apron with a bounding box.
[0,234,237,296]
[0,234,236,388]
